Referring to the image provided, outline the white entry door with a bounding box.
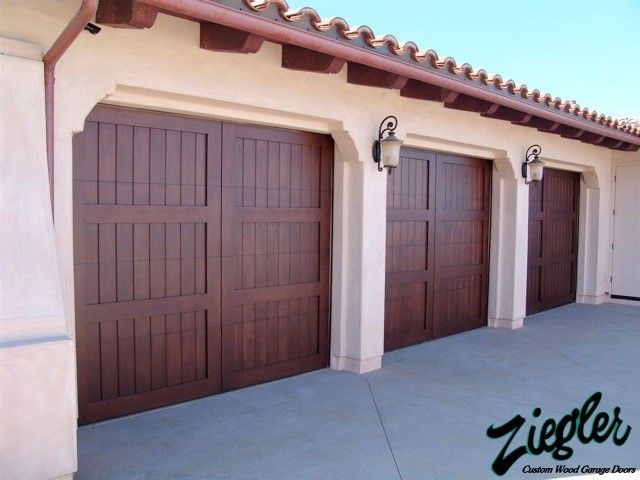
[611,164,640,300]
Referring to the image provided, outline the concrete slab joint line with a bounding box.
[366,378,404,480]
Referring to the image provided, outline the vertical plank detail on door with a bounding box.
[74,106,222,424]
[75,106,333,423]
[526,168,579,314]
[221,124,332,390]
[384,148,435,351]
[433,154,491,338]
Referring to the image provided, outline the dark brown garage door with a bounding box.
[73,106,332,423]
[384,149,491,351]
[526,168,579,314]
[384,148,435,350]
[220,124,332,390]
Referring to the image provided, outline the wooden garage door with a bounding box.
[384,148,435,351]
[220,124,332,390]
[526,168,579,314]
[433,154,491,338]
[74,106,331,423]
[384,149,491,350]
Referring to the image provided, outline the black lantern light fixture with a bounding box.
[372,115,403,174]
[522,144,545,184]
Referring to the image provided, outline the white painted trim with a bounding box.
[0,36,43,60]
[403,132,508,160]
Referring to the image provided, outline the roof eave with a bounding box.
[114,0,640,150]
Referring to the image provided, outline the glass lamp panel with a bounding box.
[381,135,402,169]
[529,158,545,182]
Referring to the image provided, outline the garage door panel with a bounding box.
[384,148,436,350]
[433,274,484,337]
[545,260,576,299]
[74,106,223,424]
[433,155,490,339]
[222,299,327,389]
[384,282,432,350]
[438,157,488,212]
[546,219,576,255]
[526,168,579,314]
[528,220,543,259]
[384,149,490,349]
[221,124,331,390]
[81,126,211,209]
[529,180,543,214]
[386,220,429,274]
[76,309,218,417]
[527,265,543,312]
[437,220,486,267]
[81,221,210,305]
[387,153,431,210]
[545,175,579,213]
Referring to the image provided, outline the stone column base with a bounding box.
[488,317,524,329]
[330,355,382,374]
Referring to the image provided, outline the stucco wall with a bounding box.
[0,1,627,478]
[0,35,76,480]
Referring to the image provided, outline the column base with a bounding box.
[488,317,524,329]
[330,355,381,374]
[576,293,608,305]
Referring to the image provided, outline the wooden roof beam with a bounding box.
[598,137,625,149]
[579,132,606,145]
[347,63,408,89]
[557,125,584,138]
[481,105,530,122]
[200,22,264,53]
[512,115,556,130]
[538,122,561,133]
[96,0,158,28]
[282,44,345,73]
[443,92,494,113]
[400,79,443,101]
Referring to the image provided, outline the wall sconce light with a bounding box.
[373,115,403,174]
[522,144,545,184]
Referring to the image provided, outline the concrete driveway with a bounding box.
[77,303,640,479]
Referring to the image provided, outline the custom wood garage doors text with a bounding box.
[384,148,491,351]
[526,168,580,314]
[73,106,332,423]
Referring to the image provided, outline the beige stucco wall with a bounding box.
[0,1,629,478]
[0,35,76,480]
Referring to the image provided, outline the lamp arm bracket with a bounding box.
[378,115,398,140]
[525,144,541,163]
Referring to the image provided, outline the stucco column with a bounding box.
[330,126,387,373]
[487,157,528,328]
[576,171,605,304]
[0,38,77,480]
